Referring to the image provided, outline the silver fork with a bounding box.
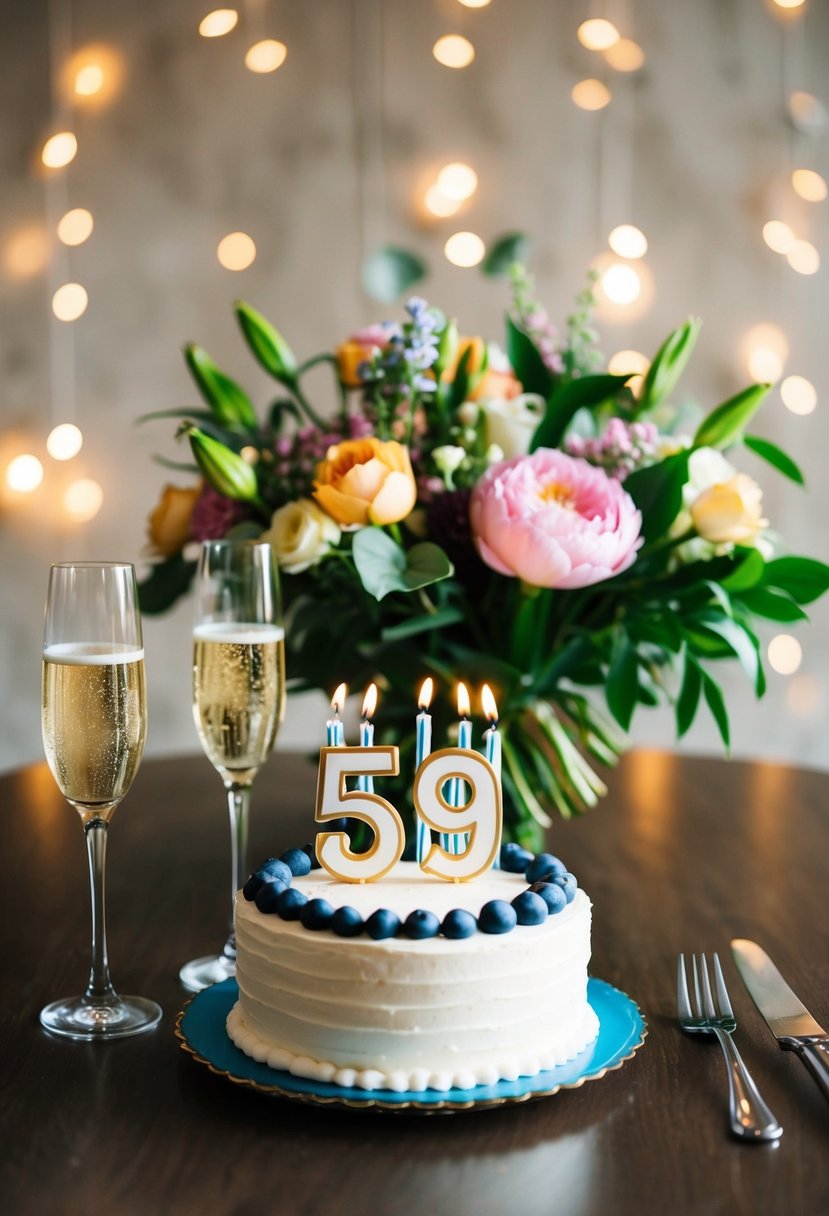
[677,952,783,1141]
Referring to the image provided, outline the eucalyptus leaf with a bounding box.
[352,528,453,600]
[481,232,530,278]
[361,246,428,304]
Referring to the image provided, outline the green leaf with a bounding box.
[605,634,638,731]
[721,548,765,592]
[693,383,771,450]
[530,373,631,451]
[447,343,475,410]
[380,606,464,641]
[352,528,453,600]
[701,671,730,749]
[482,232,530,278]
[235,300,297,382]
[743,435,805,486]
[183,345,258,430]
[739,587,808,622]
[637,317,702,414]
[761,556,829,604]
[137,554,197,615]
[505,315,552,398]
[361,246,427,304]
[692,612,761,693]
[624,450,691,543]
[675,653,702,737]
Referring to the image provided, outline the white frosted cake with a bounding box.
[227,856,599,1093]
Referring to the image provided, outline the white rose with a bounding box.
[480,393,545,458]
[263,499,341,573]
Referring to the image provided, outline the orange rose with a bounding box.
[442,337,523,401]
[313,438,417,527]
[146,484,200,556]
[336,340,380,388]
[473,369,523,402]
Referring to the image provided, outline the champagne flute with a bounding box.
[40,562,162,1039]
[180,540,285,992]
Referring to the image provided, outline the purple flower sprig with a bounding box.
[360,297,441,439]
[509,265,565,376]
[566,417,661,481]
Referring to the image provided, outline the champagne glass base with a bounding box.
[40,994,162,1041]
[179,954,236,993]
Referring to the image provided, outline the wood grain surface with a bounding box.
[1,750,827,1216]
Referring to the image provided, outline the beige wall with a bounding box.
[1,0,827,772]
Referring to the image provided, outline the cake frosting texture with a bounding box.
[228,862,599,1092]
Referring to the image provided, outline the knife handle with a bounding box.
[782,1038,829,1102]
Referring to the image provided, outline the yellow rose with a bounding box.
[146,484,200,557]
[691,474,768,544]
[313,438,417,527]
[263,499,341,573]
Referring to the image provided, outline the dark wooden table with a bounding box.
[1,750,827,1215]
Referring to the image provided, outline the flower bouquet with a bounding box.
[140,267,828,849]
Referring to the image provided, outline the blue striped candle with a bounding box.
[482,684,502,868]
[443,683,471,855]
[326,682,347,747]
[415,678,434,864]
[357,683,377,793]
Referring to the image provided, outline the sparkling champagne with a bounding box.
[192,623,285,783]
[42,643,147,812]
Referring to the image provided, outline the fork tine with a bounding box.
[691,954,703,1018]
[712,953,734,1018]
[699,953,717,1017]
[677,953,693,1019]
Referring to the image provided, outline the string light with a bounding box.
[74,64,103,95]
[792,169,827,202]
[3,225,50,279]
[62,46,124,107]
[786,239,820,275]
[571,79,611,110]
[762,219,796,253]
[604,38,645,71]
[57,208,94,246]
[217,232,256,270]
[52,284,88,322]
[245,39,287,73]
[432,35,475,69]
[46,424,83,461]
[436,162,478,201]
[41,132,77,169]
[744,323,788,382]
[64,478,103,522]
[608,224,648,259]
[577,19,619,51]
[781,375,817,415]
[424,185,461,217]
[6,454,44,493]
[600,263,641,304]
[444,231,486,267]
[199,9,238,38]
[771,0,805,10]
[457,0,491,7]
[767,634,802,676]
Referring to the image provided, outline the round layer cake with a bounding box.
[227,860,599,1093]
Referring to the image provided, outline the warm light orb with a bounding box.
[785,673,822,718]
[457,0,491,7]
[788,91,827,133]
[432,34,475,69]
[424,184,462,217]
[608,224,648,259]
[601,263,641,304]
[781,374,817,415]
[3,225,49,279]
[64,478,104,522]
[52,283,88,322]
[786,239,820,275]
[74,63,104,95]
[41,132,77,169]
[217,232,256,270]
[6,454,44,493]
[63,46,124,108]
[199,9,238,37]
[762,219,796,254]
[768,634,802,676]
[608,349,650,376]
[46,423,83,461]
[771,0,805,9]
[571,78,612,111]
[577,18,619,51]
[744,323,788,382]
[245,39,287,73]
[604,37,645,71]
[444,231,486,267]
[57,208,94,246]
[436,162,478,201]
[792,169,827,202]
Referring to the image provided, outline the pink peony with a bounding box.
[469,449,643,589]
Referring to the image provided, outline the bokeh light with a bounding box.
[217,232,256,270]
[436,162,478,201]
[785,672,822,718]
[46,424,83,461]
[608,349,650,396]
[788,91,826,134]
[571,79,611,111]
[432,35,475,69]
[608,224,648,259]
[3,225,50,279]
[744,323,788,382]
[74,64,103,95]
[762,219,795,254]
[781,374,817,416]
[245,40,287,73]
[444,231,486,267]
[792,169,827,202]
[63,46,124,107]
[577,19,619,50]
[57,208,94,247]
[771,0,805,9]
[457,0,491,7]
[767,634,802,676]
[424,185,462,217]
[786,239,820,275]
[52,283,88,322]
[64,478,104,522]
[601,263,641,305]
[6,454,44,493]
[199,9,238,37]
[604,38,645,71]
[41,132,77,169]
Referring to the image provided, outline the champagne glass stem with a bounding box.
[83,817,117,1002]
[222,783,251,963]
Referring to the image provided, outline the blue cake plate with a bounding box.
[176,977,646,1112]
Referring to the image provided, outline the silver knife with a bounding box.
[731,938,829,1102]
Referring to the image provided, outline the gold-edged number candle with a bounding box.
[415,678,433,864]
[414,748,502,881]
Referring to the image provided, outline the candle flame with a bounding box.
[481,683,498,723]
[457,681,470,718]
[361,682,378,720]
[330,682,347,715]
[418,677,434,711]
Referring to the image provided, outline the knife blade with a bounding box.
[731,939,829,1102]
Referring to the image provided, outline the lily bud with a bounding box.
[184,344,258,431]
[185,426,260,502]
[435,318,459,379]
[638,317,702,413]
[235,301,297,384]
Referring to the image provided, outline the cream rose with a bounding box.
[691,474,768,544]
[480,394,545,459]
[264,499,341,573]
